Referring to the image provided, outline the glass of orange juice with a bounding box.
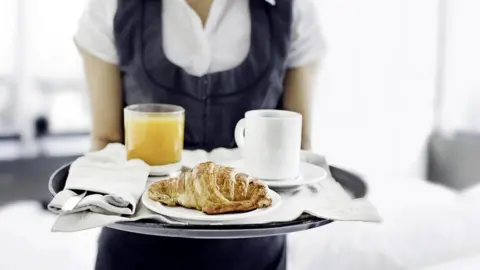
[124,104,185,173]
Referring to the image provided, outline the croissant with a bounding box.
[148,162,272,214]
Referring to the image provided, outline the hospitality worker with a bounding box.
[76,0,325,269]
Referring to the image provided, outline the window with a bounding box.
[0,0,90,134]
[0,0,90,156]
[26,0,90,134]
[0,1,17,136]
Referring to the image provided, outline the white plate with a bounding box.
[221,160,329,190]
[142,185,282,224]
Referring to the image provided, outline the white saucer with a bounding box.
[221,160,328,190]
[149,162,182,177]
[142,187,281,224]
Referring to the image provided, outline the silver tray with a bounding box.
[49,163,366,239]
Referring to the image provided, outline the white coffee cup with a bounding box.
[234,110,302,180]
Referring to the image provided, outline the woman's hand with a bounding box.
[78,45,124,151]
[282,63,319,151]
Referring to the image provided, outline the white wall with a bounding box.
[441,0,480,133]
[311,0,439,178]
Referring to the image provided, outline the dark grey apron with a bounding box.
[96,0,293,269]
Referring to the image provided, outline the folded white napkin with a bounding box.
[49,146,381,232]
[48,143,150,216]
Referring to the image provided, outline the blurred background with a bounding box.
[0,0,479,269]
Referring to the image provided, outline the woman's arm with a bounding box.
[282,0,325,150]
[79,47,124,151]
[283,63,319,150]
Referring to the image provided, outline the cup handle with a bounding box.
[234,118,246,149]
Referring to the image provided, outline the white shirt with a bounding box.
[75,0,325,77]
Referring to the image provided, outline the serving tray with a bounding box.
[49,163,367,239]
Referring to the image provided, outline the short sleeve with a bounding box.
[287,0,327,67]
[74,0,119,64]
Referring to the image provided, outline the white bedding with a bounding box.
[421,253,480,270]
[0,202,100,270]
[288,175,480,270]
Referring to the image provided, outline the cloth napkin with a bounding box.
[49,145,381,232]
[48,144,150,216]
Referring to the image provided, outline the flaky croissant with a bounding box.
[148,162,272,214]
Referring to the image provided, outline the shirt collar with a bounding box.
[265,0,276,6]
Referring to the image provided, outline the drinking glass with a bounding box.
[124,104,185,166]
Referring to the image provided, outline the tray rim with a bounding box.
[107,219,333,239]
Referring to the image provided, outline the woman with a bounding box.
[77,0,324,269]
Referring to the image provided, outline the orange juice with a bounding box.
[125,115,185,165]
